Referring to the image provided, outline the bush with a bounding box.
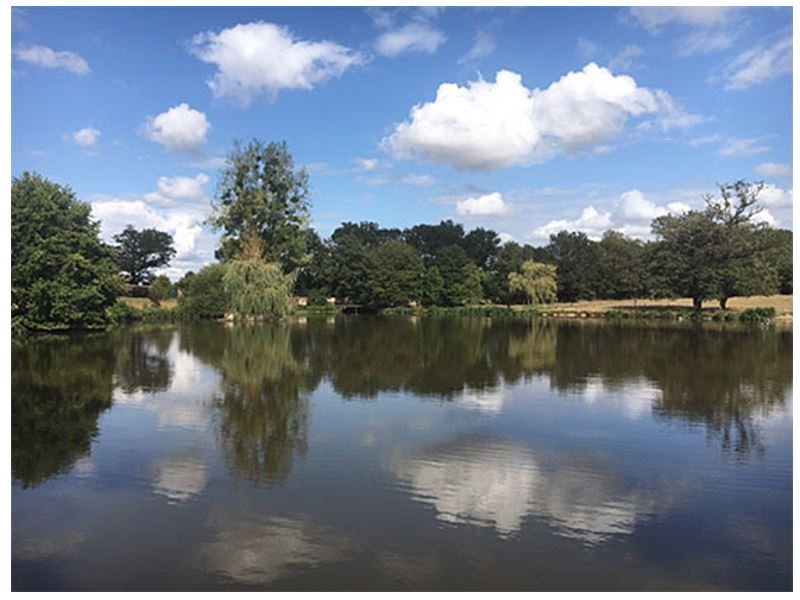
[108,300,140,326]
[223,259,295,319]
[738,307,776,323]
[178,264,228,320]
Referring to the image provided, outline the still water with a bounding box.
[12,317,792,590]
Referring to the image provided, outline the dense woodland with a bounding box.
[10,139,793,331]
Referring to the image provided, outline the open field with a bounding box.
[119,297,178,310]
[524,294,792,320]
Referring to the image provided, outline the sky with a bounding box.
[11,6,794,279]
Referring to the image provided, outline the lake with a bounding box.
[11,316,792,591]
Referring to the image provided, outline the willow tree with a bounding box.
[508,260,558,305]
[222,237,296,319]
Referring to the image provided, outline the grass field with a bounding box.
[119,297,178,310]
[524,294,793,319]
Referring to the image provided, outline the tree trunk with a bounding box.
[692,296,703,312]
[719,297,728,310]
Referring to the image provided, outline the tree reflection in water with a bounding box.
[12,334,117,488]
[12,318,792,490]
[180,323,318,484]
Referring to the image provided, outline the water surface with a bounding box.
[12,317,792,590]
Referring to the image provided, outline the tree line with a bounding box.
[11,138,793,330]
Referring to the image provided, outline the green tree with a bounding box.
[461,263,486,305]
[492,241,544,304]
[178,264,228,319]
[650,180,773,311]
[211,139,311,272]
[420,266,445,306]
[433,244,470,306]
[404,220,465,264]
[148,274,174,305]
[596,231,648,299]
[12,172,123,331]
[508,260,558,305]
[112,224,176,284]
[761,229,793,294]
[368,241,423,307]
[223,246,296,319]
[543,231,601,302]
[327,227,373,305]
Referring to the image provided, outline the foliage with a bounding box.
[368,241,423,307]
[420,266,445,307]
[327,229,373,305]
[223,259,296,319]
[543,231,601,302]
[508,260,558,305]
[650,181,776,311]
[112,224,176,285]
[149,274,174,304]
[461,263,486,305]
[211,139,311,272]
[596,231,649,299]
[738,307,776,324]
[108,300,139,325]
[12,172,124,331]
[178,264,228,320]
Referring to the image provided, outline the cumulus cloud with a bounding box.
[13,44,90,75]
[383,64,697,171]
[72,127,100,148]
[90,173,217,275]
[627,7,737,33]
[532,206,613,241]
[456,192,510,216]
[458,30,496,64]
[141,103,210,154]
[531,189,692,241]
[720,35,792,90]
[758,184,792,208]
[376,23,446,57]
[189,21,362,106]
[153,173,210,202]
[755,163,791,178]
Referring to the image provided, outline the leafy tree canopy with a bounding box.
[113,224,176,285]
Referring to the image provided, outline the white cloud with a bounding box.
[721,35,792,90]
[456,192,510,217]
[72,127,100,148]
[689,134,723,147]
[355,158,380,171]
[614,189,667,222]
[677,30,737,57]
[755,163,791,178]
[13,44,90,75]
[719,137,769,157]
[383,64,694,171]
[608,45,642,72]
[758,184,792,208]
[532,206,613,241]
[498,232,515,245]
[141,103,210,154]
[666,201,692,214]
[375,23,446,58]
[188,156,227,169]
[458,30,496,64]
[576,37,600,60]
[189,21,362,106]
[752,208,776,227]
[531,189,695,242]
[401,173,437,187]
[628,7,737,33]
[153,173,210,202]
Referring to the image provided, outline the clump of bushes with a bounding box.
[738,307,776,323]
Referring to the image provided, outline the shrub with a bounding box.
[178,264,228,320]
[739,307,776,324]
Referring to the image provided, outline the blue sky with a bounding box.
[11,6,793,279]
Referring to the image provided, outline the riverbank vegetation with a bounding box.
[11,139,792,332]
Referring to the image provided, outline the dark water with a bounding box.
[11,317,792,590]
